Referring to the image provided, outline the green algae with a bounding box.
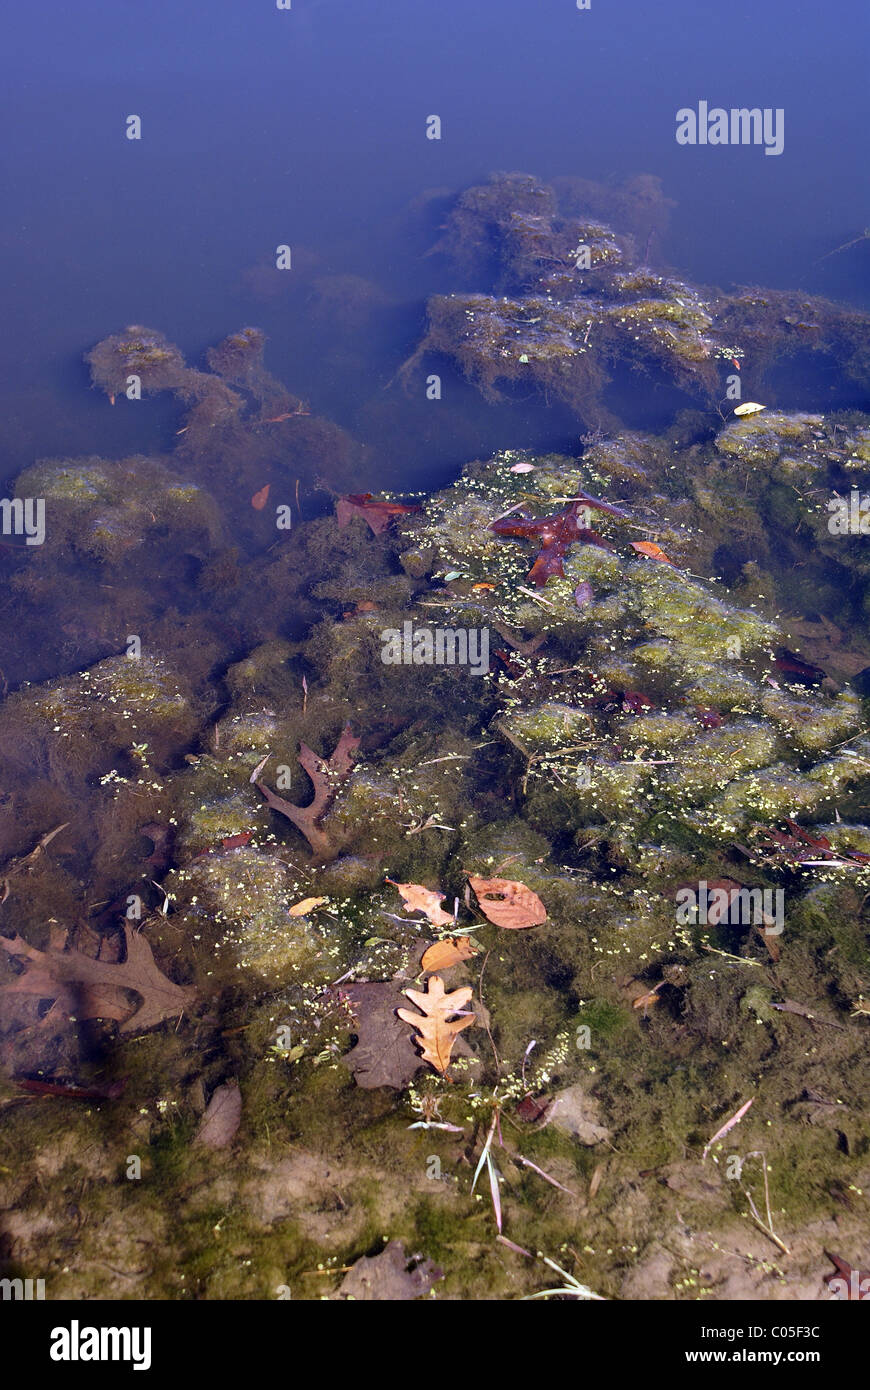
[4,333,870,1305]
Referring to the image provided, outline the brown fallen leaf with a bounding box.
[340,979,426,1089]
[421,937,478,971]
[251,483,271,510]
[0,924,195,1034]
[468,875,547,929]
[386,878,454,927]
[194,1080,242,1150]
[288,896,328,917]
[256,723,359,858]
[332,1240,442,1300]
[398,974,474,1076]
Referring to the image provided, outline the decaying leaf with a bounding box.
[288,896,328,917]
[332,1240,442,1300]
[398,974,474,1076]
[468,875,547,929]
[256,723,359,857]
[251,483,271,510]
[421,937,478,971]
[0,924,196,1035]
[386,877,454,927]
[194,1080,242,1150]
[548,1083,611,1146]
[335,493,420,536]
[341,979,426,1089]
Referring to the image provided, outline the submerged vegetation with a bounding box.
[1,172,869,1302]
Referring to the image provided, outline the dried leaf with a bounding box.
[397,974,474,1075]
[468,875,547,929]
[386,878,454,927]
[397,978,469,1073]
[288,896,328,917]
[332,1241,442,1300]
[0,924,195,1034]
[251,483,271,510]
[629,540,674,564]
[194,1080,242,1150]
[421,937,478,971]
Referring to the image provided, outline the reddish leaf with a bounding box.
[823,1252,870,1300]
[335,493,420,536]
[774,647,826,686]
[16,1076,127,1102]
[220,832,254,850]
[630,540,674,564]
[251,483,271,510]
[468,875,547,928]
[622,690,655,714]
[695,706,723,728]
[491,501,615,588]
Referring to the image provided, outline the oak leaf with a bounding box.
[256,723,359,857]
[386,877,454,927]
[397,974,474,1075]
[335,493,420,536]
[490,498,620,587]
[468,875,547,929]
[0,924,196,1034]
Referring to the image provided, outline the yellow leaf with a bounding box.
[288,896,328,916]
[397,975,474,1075]
[421,937,478,971]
